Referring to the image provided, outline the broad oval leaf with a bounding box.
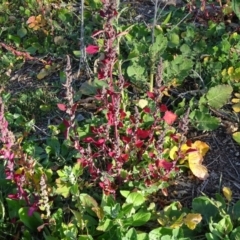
[188,151,209,180]
[206,85,233,109]
[126,192,145,207]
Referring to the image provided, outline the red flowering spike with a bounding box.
[86,45,99,54]
[163,111,177,125]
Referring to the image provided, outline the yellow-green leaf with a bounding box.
[184,213,202,230]
[192,140,210,157]
[233,131,240,144]
[232,98,240,103]
[223,187,232,202]
[138,99,148,109]
[232,102,240,113]
[170,213,186,229]
[169,146,178,160]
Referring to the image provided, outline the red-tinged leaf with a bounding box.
[108,151,115,157]
[62,119,70,128]
[119,109,126,119]
[149,152,156,158]
[143,107,151,113]
[118,122,123,128]
[57,103,67,111]
[107,111,114,125]
[86,45,99,54]
[147,91,155,99]
[120,153,129,162]
[107,163,113,171]
[127,128,133,135]
[186,140,192,147]
[130,116,136,123]
[163,111,177,125]
[122,136,131,143]
[84,137,95,143]
[160,104,168,112]
[148,163,154,172]
[71,103,78,114]
[136,128,150,139]
[95,138,105,146]
[135,140,144,148]
[170,134,180,142]
[123,82,130,88]
[160,86,166,92]
[156,159,173,170]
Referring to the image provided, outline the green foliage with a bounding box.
[1,0,240,239]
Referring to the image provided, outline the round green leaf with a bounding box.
[17,28,27,38]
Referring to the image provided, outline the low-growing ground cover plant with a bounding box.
[1,0,240,239]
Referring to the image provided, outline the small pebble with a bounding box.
[235,152,240,157]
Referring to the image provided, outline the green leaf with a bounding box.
[127,62,146,82]
[232,201,240,220]
[78,236,94,240]
[97,218,113,232]
[150,33,168,57]
[120,190,130,198]
[6,199,25,219]
[73,50,81,57]
[215,215,233,235]
[126,192,145,208]
[232,0,240,21]
[17,28,27,38]
[0,198,5,223]
[191,110,220,131]
[192,196,219,223]
[131,210,151,226]
[18,207,43,231]
[168,32,180,48]
[206,85,233,109]
[230,226,240,240]
[232,132,240,145]
[123,228,138,240]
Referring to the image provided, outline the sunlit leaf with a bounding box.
[170,213,185,228]
[169,146,178,160]
[184,213,202,230]
[138,99,148,109]
[192,140,210,157]
[206,85,233,109]
[233,131,240,144]
[163,111,177,125]
[232,103,240,113]
[223,187,232,202]
[188,151,209,180]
